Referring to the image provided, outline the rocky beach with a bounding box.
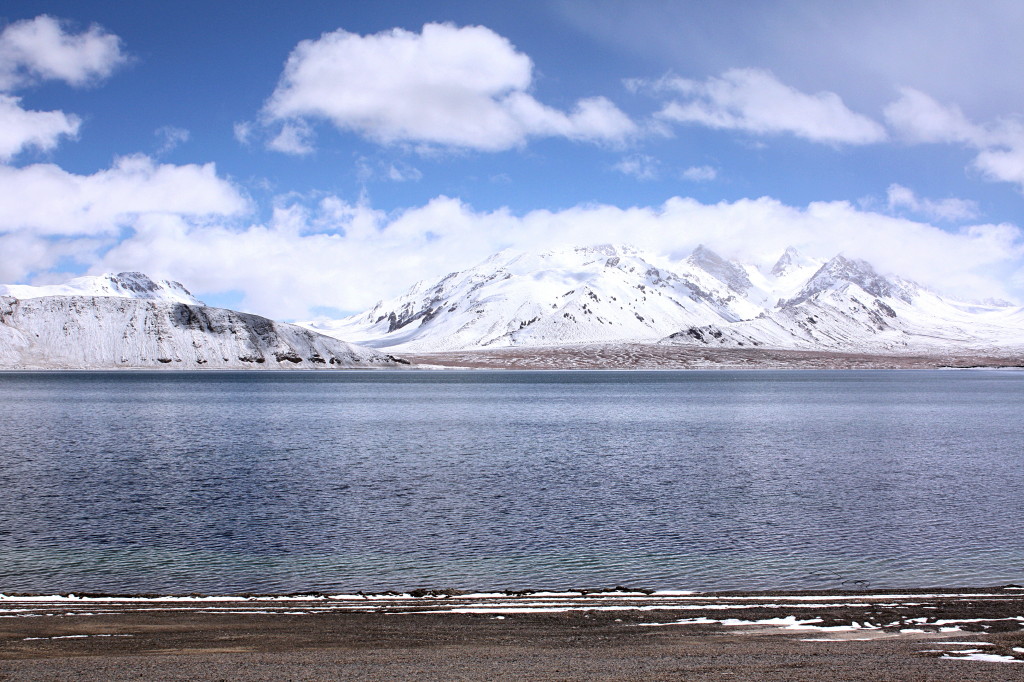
[2,588,1023,680]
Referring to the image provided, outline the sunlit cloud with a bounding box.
[0,94,80,160]
[260,23,637,152]
[0,154,248,236]
[0,14,126,90]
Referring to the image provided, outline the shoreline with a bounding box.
[4,584,1024,598]
[2,344,1023,372]
[3,587,1022,680]
[400,343,1024,370]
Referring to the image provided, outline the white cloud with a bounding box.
[0,93,80,160]
[261,23,636,152]
[882,88,979,145]
[0,154,248,236]
[267,120,314,155]
[155,126,189,155]
[61,193,1022,319]
[0,15,126,91]
[0,231,101,283]
[681,165,717,182]
[973,147,1024,187]
[885,87,1024,190]
[355,157,423,183]
[0,16,127,160]
[614,154,658,180]
[386,162,422,182]
[233,121,254,145]
[886,183,979,222]
[648,68,886,145]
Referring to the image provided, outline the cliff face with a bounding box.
[0,296,407,370]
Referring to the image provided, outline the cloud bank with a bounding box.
[260,23,637,152]
[0,155,248,236]
[63,193,1021,320]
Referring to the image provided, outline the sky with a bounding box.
[3,0,1024,319]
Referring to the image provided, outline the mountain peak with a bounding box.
[105,272,196,300]
[785,254,897,305]
[0,272,203,305]
[770,247,801,277]
[687,244,721,263]
[686,245,752,294]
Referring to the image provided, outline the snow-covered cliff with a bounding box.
[0,273,407,370]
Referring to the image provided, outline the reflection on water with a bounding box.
[1,370,1022,593]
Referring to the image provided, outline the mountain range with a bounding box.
[3,246,1021,370]
[304,244,1024,356]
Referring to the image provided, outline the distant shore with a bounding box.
[402,343,1024,370]
[2,588,1022,680]
[3,343,1023,372]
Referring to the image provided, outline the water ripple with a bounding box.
[1,370,1023,593]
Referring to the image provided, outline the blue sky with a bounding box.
[3,1,1024,318]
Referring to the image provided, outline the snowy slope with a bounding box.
[306,245,1024,354]
[307,245,778,351]
[0,292,406,370]
[0,272,203,305]
[667,254,1024,353]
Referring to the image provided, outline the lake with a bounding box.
[0,369,1022,594]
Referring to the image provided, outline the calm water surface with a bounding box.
[0,370,1022,594]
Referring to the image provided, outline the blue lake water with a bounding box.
[0,369,1022,594]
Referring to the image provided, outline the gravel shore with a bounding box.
[2,588,1023,680]
[400,344,1024,370]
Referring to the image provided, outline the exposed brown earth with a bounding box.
[401,343,1024,370]
[2,589,1023,680]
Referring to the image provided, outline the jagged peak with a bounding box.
[819,254,876,278]
[784,254,897,305]
[770,246,801,277]
[686,245,752,294]
[687,244,723,263]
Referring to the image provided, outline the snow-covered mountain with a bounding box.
[0,273,407,370]
[304,245,1024,355]
[0,272,203,305]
